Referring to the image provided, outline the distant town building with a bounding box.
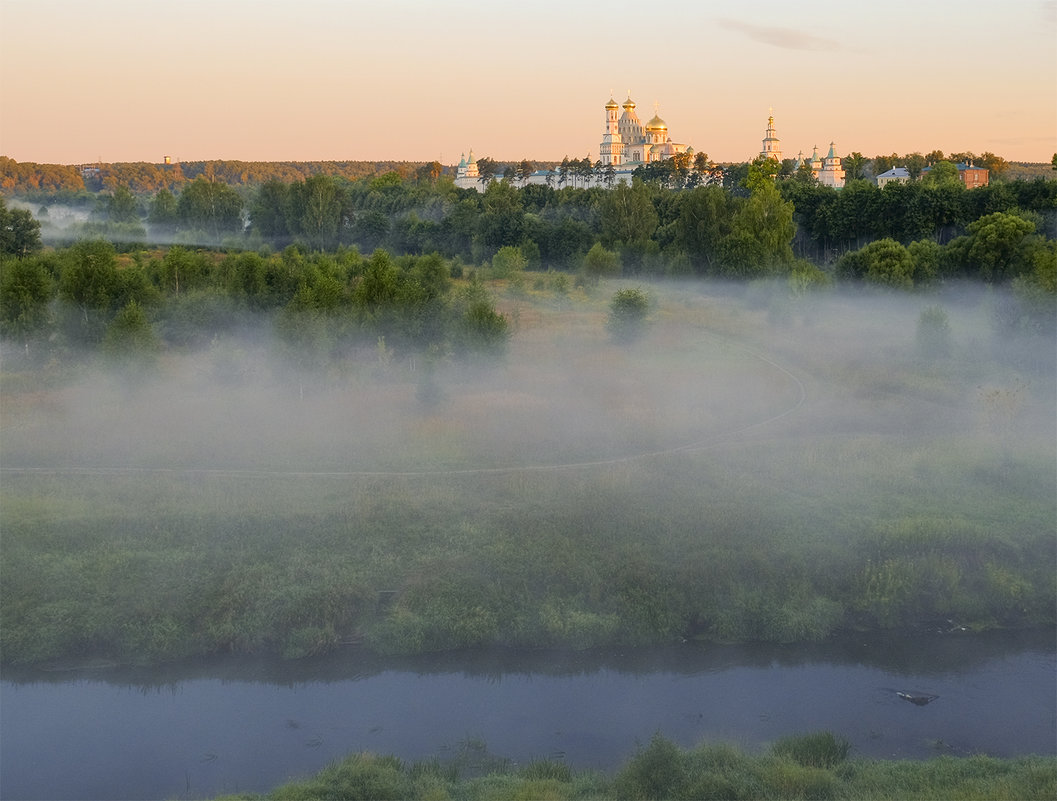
[920,162,991,188]
[875,166,911,187]
[956,162,989,188]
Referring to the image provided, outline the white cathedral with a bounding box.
[599,94,693,166]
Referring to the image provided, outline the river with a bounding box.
[1,629,1053,800]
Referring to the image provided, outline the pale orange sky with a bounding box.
[1,0,1055,166]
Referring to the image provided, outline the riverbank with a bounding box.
[215,734,1057,801]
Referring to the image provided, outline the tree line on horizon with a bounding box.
[2,149,1053,196]
[5,156,1054,272]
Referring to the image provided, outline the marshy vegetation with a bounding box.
[211,732,1056,800]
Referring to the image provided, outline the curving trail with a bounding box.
[0,337,807,480]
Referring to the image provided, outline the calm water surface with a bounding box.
[1,629,1054,800]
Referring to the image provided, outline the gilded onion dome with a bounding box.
[646,114,667,131]
[605,96,619,110]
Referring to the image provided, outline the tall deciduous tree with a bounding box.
[0,198,42,257]
[291,174,344,251]
[250,180,291,242]
[673,185,730,274]
[148,188,179,229]
[922,161,961,187]
[0,256,53,353]
[176,177,244,241]
[107,187,139,223]
[843,152,868,181]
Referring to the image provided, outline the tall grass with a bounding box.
[211,733,1056,801]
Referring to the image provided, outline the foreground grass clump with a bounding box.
[210,733,1057,801]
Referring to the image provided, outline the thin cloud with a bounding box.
[717,18,842,51]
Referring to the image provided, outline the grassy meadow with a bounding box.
[1,277,1054,665]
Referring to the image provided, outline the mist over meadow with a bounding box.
[2,275,1054,665]
[3,279,1052,472]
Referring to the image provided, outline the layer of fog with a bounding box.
[2,282,1053,482]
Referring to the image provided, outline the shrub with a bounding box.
[606,287,651,344]
[771,731,851,769]
[614,733,687,800]
[916,305,952,359]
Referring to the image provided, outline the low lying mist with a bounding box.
[2,279,1054,664]
[4,281,1051,476]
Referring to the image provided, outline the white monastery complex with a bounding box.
[598,94,692,167]
[454,98,844,190]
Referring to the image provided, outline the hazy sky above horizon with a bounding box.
[1,0,1055,166]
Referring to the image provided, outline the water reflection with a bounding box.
[4,627,1052,689]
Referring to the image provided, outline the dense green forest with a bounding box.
[2,154,1055,292]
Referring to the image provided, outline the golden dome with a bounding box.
[605,96,619,109]
[646,114,667,130]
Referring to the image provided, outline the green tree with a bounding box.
[602,180,659,243]
[516,159,536,183]
[148,188,179,229]
[838,238,914,288]
[102,299,158,366]
[290,174,344,251]
[0,198,43,257]
[904,152,927,180]
[922,160,961,187]
[475,156,499,186]
[976,152,1009,180]
[59,239,120,325]
[477,181,524,249]
[107,186,139,223]
[843,152,868,181]
[415,161,443,184]
[176,177,244,240]
[490,245,526,278]
[720,181,795,276]
[582,242,622,280]
[742,156,780,191]
[673,185,730,274]
[961,211,1038,281]
[0,256,53,353]
[250,180,291,243]
[908,239,943,284]
[454,296,509,358]
[157,246,210,295]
